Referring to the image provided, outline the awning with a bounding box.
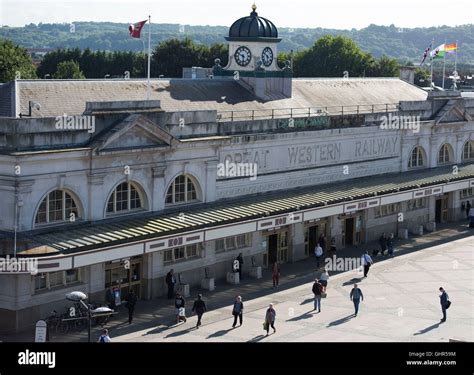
[19,163,474,255]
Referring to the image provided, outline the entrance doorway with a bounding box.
[435,195,449,223]
[105,256,142,300]
[343,215,364,246]
[265,230,289,266]
[304,221,328,256]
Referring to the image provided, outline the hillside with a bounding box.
[1,22,473,63]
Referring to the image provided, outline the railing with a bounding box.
[216,103,400,122]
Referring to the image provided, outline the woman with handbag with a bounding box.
[232,296,244,328]
[264,303,276,336]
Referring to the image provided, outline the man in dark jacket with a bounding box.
[379,233,387,255]
[312,279,322,312]
[165,269,176,299]
[192,294,207,328]
[350,284,364,316]
[124,289,138,324]
[439,287,449,322]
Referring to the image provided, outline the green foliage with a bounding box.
[152,38,228,77]
[53,60,85,79]
[0,38,36,82]
[292,35,400,77]
[1,22,473,64]
[414,67,431,87]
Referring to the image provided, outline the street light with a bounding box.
[104,74,110,79]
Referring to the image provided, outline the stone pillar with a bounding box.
[87,172,106,221]
[151,165,166,212]
[291,222,306,262]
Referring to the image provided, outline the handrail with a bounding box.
[217,103,400,122]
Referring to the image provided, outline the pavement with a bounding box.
[3,222,473,342]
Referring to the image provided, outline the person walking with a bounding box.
[166,269,176,299]
[272,261,281,288]
[124,289,137,324]
[466,201,472,219]
[315,243,323,269]
[312,279,322,312]
[361,251,373,278]
[97,328,111,343]
[350,284,364,316]
[387,233,394,257]
[235,253,244,281]
[319,269,329,292]
[264,303,276,336]
[232,295,244,328]
[192,294,207,328]
[379,233,387,255]
[175,292,186,324]
[439,287,450,322]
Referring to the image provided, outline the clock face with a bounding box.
[234,46,252,66]
[261,47,274,67]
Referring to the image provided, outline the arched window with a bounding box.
[438,144,451,164]
[462,140,474,161]
[107,182,143,214]
[35,190,79,225]
[408,146,425,168]
[165,175,197,205]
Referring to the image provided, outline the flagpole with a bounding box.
[442,40,446,89]
[147,15,151,100]
[454,40,458,90]
[430,39,434,88]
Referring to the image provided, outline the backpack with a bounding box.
[99,335,106,343]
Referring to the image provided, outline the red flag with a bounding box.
[129,20,147,38]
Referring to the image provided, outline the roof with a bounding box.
[227,5,278,40]
[7,78,428,118]
[18,163,474,255]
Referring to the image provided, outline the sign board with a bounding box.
[35,320,47,343]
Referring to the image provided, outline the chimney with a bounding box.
[400,66,416,85]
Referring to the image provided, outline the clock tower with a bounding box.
[213,4,292,100]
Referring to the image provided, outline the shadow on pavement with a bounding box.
[327,314,354,327]
[300,298,313,305]
[413,322,441,335]
[164,326,196,338]
[342,278,363,286]
[287,310,315,322]
[143,325,170,336]
[248,334,269,342]
[206,327,234,338]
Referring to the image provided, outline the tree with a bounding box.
[151,38,201,78]
[53,60,85,79]
[293,35,369,77]
[414,67,430,87]
[0,39,36,82]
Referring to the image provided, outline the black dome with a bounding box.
[228,5,278,39]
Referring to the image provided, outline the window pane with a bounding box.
[225,237,235,249]
[49,191,64,221]
[49,271,63,288]
[186,244,197,258]
[174,247,185,260]
[35,274,47,290]
[215,239,225,253]
[174,176,185,203]
[164,250,173,263]
[130,185,141,209]
[187,177,197,201]
[65,269,78,284]
[36,199,48,223]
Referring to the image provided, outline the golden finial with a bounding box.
[252,3,257,11]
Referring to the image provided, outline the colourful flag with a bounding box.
[129,20,147,38]
[445,43,457,54]
[420,45,431,66]
[430,44,445,60]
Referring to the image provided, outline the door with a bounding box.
[435,199,442,223]
[268,234,278,265]
[307,225,318,257]
[435,195,449,223]
[345,218,354,246]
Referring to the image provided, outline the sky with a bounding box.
[0,0,473,29]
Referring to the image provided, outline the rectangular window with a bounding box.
[460,188,474,198]
[215,239,225,253]
[186,244,198,258]
[65,269,79,284]
[34,273,47,291]
[225,237,236,250]
[376,203,400,217]
[48,271,64,288]
[174,247,185,261]
[164,250,173,263]
[408,198,427,210]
